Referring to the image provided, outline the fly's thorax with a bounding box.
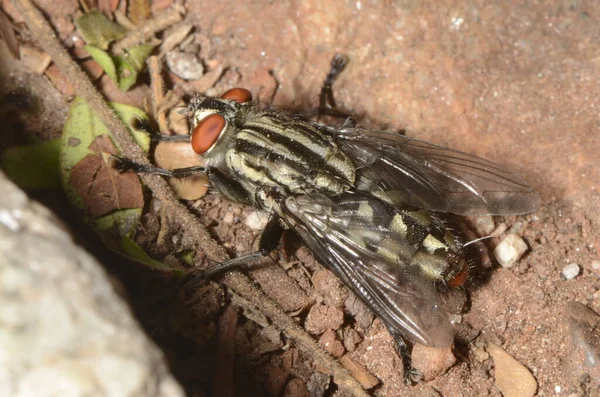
[224,112,355,196]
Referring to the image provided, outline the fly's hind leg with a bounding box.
[390,331,424,385]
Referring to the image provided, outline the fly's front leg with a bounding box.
[151,133,191,143]
[111,155,205,178]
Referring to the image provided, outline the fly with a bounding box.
[112,54,539,383]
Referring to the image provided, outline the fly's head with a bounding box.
[186,88,254,161]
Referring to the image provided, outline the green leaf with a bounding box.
[60,97,173,271]
[115,44,155,91]
[85,45,117,81]
[85,43,155,91]
[76,10,127,50]
[1,138,61,190]
[95,208,143,236]
[121,235,171,270]
[110,102,151,152]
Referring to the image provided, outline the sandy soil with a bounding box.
[1,0,599,396]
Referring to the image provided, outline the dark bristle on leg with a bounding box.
[391,331,423,385]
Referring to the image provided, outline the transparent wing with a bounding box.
[280,192,453,348]
[331,127,539,216]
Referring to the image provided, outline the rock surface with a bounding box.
[563,302,600,383]
[0,173,183,397]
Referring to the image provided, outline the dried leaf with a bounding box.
[128,0,151,25]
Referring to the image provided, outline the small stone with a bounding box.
[312,269,348,308]
[338,355,379,389]
[304,304,344,335]
[591,260,600,272]
[473,346,490,362]
[342,327,362,352]
[19,45,52,74]
[487,343,537,397]
[318,329,345,358]
[245,211,269,230]
[411,344,456,381]
[494,233,528,267]
[306,372,330,397]
[166,51,204,80]
[263,366,289,397]
[283,378,308,397]
[222,211,234,224]
[561,263,581,280]
[472,215,495,236]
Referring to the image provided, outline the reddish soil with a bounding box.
[1,1,599,396]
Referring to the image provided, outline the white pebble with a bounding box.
[591,260,600,272]
[494,233,528,268]
[554,385,561,393]
[561,263,580,280]
[245,211,269,230]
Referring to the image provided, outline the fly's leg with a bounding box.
[202,216,285,278]
[133,117,191,142]
[391,332,423,385]
[111,155,205,177]
[317,54,356,126]
[151,133,190,142]
[182,216,285,292]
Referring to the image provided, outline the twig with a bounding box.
[112,6,183,54]
[221,272,369,397]
[147,55,169,134]
[12,1,369,395]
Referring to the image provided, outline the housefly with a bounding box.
[113,55,539,382]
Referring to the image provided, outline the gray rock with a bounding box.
[0,173,183,397]
[563,302,600,384]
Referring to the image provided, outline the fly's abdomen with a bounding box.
[288,192,466,284]
[226,115,355,195]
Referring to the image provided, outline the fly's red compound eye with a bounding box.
[447,261,469,288]
[220,87,253,103]
[191,114,226,154]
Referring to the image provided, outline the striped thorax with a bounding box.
[187,90,356,201]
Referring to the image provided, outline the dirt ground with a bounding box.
[1,0,599,396]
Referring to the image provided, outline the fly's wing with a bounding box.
[330,127,539,216]
[281,192,454,348]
